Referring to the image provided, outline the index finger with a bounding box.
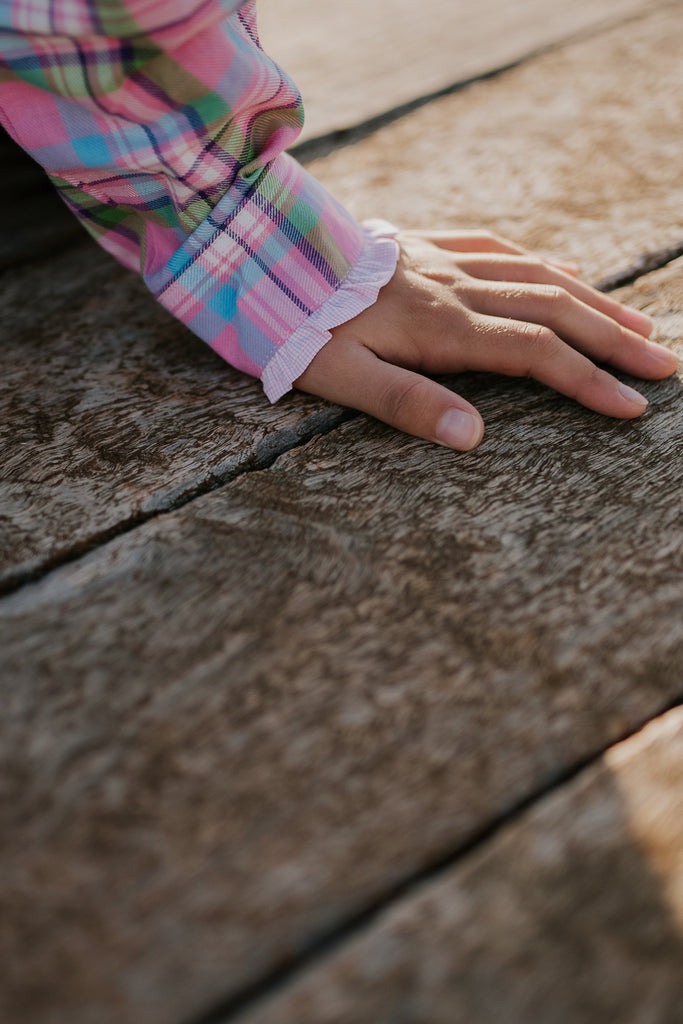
[468,315,649,419]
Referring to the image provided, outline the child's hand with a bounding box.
[294,230,679,450]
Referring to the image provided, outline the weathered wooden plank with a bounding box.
[259,0,662,140]
[0,255,681,1023]
[0,243,344,586]
[6,0,649,265]
[307,4,683,279]
[1,0,662,261]
[237,706,683,1024]
[1,7,681,583]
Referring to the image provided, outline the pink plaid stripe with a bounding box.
[0,0,399,397]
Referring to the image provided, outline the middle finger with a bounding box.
[464,281,677,379]
[452,254,653,338]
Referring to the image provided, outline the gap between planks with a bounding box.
[0,243,681,602]
[0,405,358,598]
[289,0,681,164]
[1,0,675,275]
[188,689,683,1024]
[1,5,680,1019]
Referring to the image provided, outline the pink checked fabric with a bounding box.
[0,0,399,399]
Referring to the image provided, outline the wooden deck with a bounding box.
[1,3,683,1022]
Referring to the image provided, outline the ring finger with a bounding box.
[452,254,653,337]
[465,282,676,379]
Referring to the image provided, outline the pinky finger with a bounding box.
[409,230,580,277]
[409,229,528,256]
[549,260,580,276]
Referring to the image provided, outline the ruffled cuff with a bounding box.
[261,219,400,402]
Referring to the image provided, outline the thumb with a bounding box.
[296,341,484,451]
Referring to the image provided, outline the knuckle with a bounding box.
[584,362,604,391]
[570,363,603,401]
[378,376,425,423]
[477,229,505,248]
[519,323,559,367]
[522,256,546,280]
[601,322,624,361]
[537,283,569,305]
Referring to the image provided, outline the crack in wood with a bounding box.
[595,241,683,292]
[291,0,679,164]
[0,405,358,599]
[185,693,683,1024]
[1,7,682,1023]
[1,232,680,602]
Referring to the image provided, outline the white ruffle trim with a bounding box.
[261,218,400,403]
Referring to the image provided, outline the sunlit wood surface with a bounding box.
[1,3,682,1023]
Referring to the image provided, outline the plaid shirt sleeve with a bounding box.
[0,0,399,400]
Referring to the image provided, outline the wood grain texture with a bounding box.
[307,6,683,278]
[2,7,683,585]
[259,0,661,140]
[237,707,683,1024]
[0,258,681,1023]
[2,9,683,1023]
[0,243,344,586]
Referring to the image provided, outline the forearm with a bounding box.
[0,0,398,397]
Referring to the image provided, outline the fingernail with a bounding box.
[646,342,679,369]
[617,382,648,408]
[436,409,482,450]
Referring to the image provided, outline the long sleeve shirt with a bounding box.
[0,0,399,399]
